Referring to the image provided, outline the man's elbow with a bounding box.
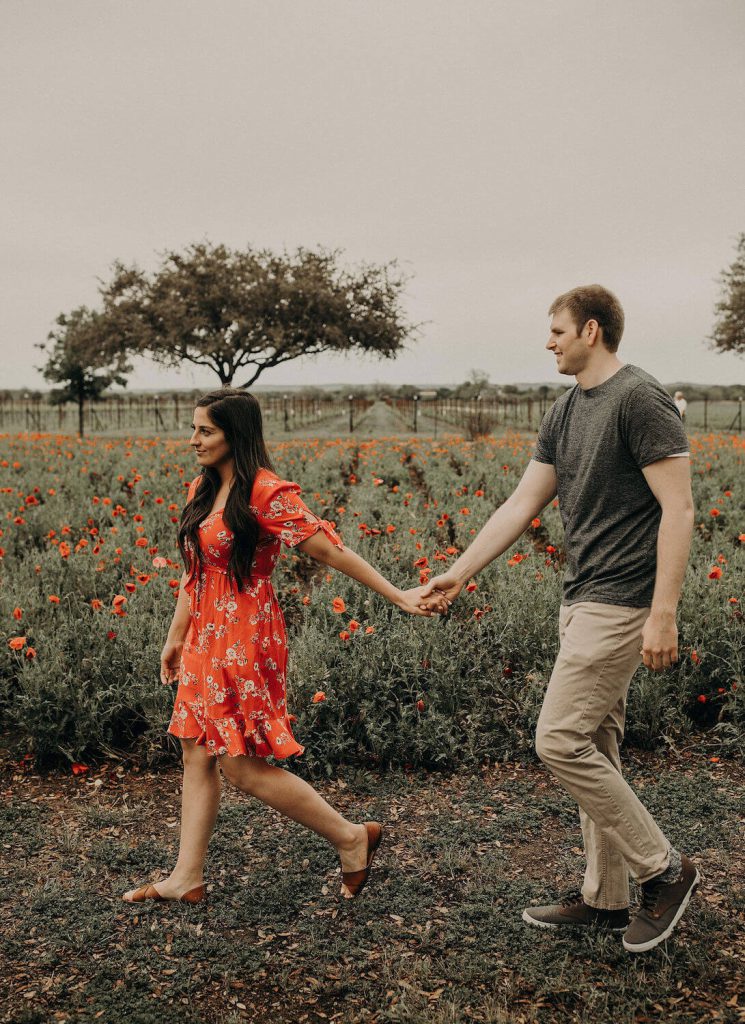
[660,499,694,525]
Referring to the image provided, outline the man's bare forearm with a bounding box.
[449,498,539,583]
[649,507,694,618]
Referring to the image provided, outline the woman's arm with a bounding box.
[296,532,448,616]
[161,570,191,684]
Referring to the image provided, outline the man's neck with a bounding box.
[576,356,625,391]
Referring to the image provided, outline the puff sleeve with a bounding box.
[252,475,343,549]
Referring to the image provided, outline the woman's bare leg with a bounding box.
[219,754,370,898]
[123,738,221,900]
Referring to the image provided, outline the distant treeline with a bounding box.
[4,381,743,404]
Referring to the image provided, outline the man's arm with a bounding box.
[640,456,694,671]
[419,459,558,604]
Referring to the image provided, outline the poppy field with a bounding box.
[1,430,743,773]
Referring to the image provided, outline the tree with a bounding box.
[710,233,745,356]
[35,307,131,437]
[99,242,416,387]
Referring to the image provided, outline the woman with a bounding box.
[123,388,444,905]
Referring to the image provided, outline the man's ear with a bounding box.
[584,319,600,346]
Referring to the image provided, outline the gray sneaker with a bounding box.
[623,854,700,953]
[522,890,630,931]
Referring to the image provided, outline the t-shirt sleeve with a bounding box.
[252,476,343,549]
[622,383,689,468]
[533,406,557,465]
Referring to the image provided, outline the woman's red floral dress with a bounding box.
[167,469,342,759]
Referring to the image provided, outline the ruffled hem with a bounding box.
[167,704,304,760]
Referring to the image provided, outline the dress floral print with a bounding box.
[167,469,343,758]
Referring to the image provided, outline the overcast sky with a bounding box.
[3,0,745,392]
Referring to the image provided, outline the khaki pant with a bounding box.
[535,601,671,910]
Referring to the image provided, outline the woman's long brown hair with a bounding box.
[178,388,275,593]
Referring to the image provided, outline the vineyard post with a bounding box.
[283,394,289,432]
[413,393,419,433]
[348,394,354,433]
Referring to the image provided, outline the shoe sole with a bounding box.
[622,871,700,953]
[521,909,628,932]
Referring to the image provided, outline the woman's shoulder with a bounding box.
[186,473,204,500]
[251,469,301,505]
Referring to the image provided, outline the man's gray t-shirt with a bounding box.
[533,364,689,608]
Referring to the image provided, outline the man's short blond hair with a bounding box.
[549,285,625,353]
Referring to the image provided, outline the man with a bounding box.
[421,285,699,953]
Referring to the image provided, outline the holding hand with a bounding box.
[394,586,450,617]
[417,572,464,609]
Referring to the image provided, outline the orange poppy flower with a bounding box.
[8,637,27,650]
[332,597,346,613]
[312,691,326,703]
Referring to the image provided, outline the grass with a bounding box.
[1,749,743,1024]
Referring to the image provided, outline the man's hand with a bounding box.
[395,586,450,616]
[640,612,678,671]
[418,572,464,608]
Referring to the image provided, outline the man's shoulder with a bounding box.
[615,364,670,398]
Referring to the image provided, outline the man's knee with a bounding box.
[535,722,583,766]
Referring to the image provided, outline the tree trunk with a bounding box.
[77,380,85,438]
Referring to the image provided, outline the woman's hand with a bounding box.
[394,586,450,617]
[161,639,184,685]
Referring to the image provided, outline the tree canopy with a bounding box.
[35,307,131,436]
[99,242,416,387]
[710,233,745,356]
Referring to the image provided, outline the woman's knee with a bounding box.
[181,737,218,770]
[221,749,274,794]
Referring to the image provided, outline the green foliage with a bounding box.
[710,231,745,356]
[99,241,416,387]
[1,431,742,769]
[34,306,132,437]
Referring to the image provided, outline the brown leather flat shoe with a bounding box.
[341,822,383,899]
[122,882,205,904]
